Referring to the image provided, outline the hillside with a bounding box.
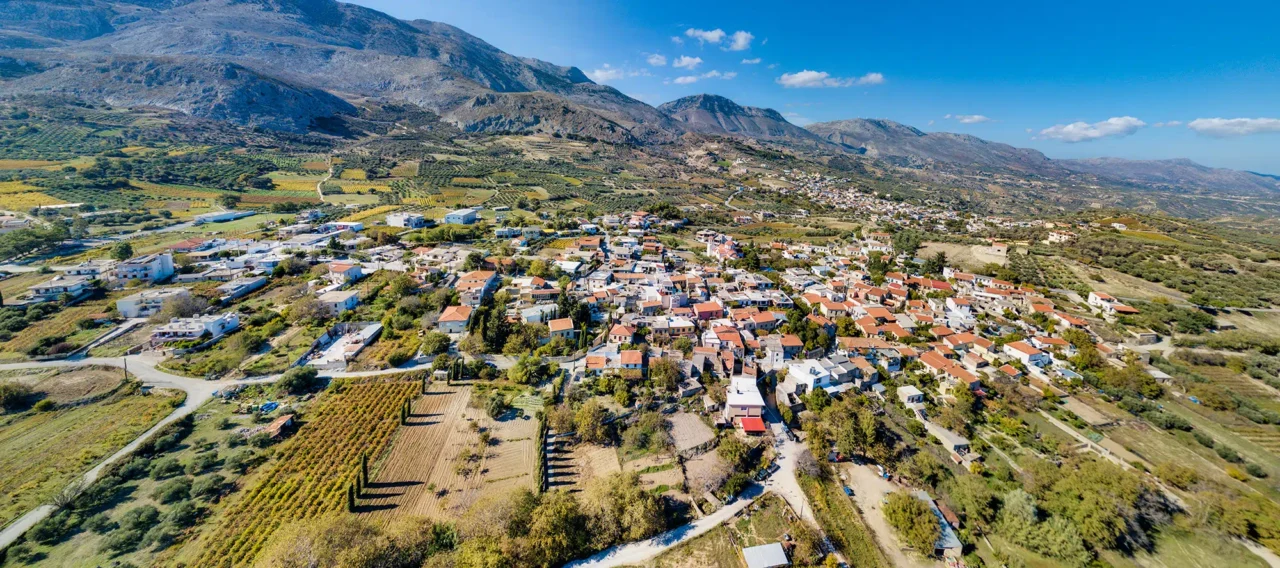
[658,94,825,145]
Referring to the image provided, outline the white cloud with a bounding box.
[767,63,777,69]
[1153,120,1183,128]
[855,72,884,85]
[783,112,813,126]
[646,54,667,66]
[1025,128,1033,133]
[726,30,754,51]
[685,28,726,44]
[776,70,883,88]
[587,65,625,83]
[1038,116,1146,142]
[670,36,684,45]
[741,58,762,65]
[700,70,736,80]
[1187,117,1280,137]
[673,75,699,84]
[947,114,992,124]
[672,55,703,70]
[586,64,648,83]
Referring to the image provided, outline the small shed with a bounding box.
[742,542,790,568]
[264,414,296,439]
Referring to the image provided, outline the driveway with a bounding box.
[840,463,940,568]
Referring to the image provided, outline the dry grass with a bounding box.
[0,160,60,169]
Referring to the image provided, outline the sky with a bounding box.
[350,0,1280,173]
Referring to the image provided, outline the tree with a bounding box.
[649,357,681,392]
[579,472,666,550]
[110,241,134,261]
[892,229,923,257]
[276,365,321,395]
[486,392,509,419]
[575,399,609,444]
[462,251,485,271]
[524,491,590,567]
[287,295,330,324]
[883,491,941,555]
[218,194,241,209]
[0,381,33,412]
[717,434,751,471]
[946,475,998,531]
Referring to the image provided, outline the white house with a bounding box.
[64,259,116,279]
[113,253,175,283]
[318,289,361,316]
[787,359,833,394]
[387,212,428,229]
[27,275,92,302]
[1003,340,1051,367]
[117,288,190,318]
[723,377,766,423]
[444,207,480,225]
[437,305,473,334]
[150,312,240,345]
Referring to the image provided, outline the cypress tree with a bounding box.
[361,452,369,485]
[347,484,356,512]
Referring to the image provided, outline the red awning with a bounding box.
[740,417,767,433]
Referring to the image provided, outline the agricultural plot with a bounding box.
[553,442,623,492]
[188,379,419,567]
[23,397,266,567]
[0,377,180,527]
[359,384,540,522]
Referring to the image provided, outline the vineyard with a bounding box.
[2,191,67,209]
[189,380,420,567]
[340,205,399,222]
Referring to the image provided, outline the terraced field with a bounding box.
[359,384,539,522]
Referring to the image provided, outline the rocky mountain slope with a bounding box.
[806,118,1058,174]
[658,94,824,144]
[807,118,1279,195]
[0,0,679,141]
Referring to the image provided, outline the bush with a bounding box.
[1246,463,1269,478]
[274,366,321,395]
[1192,430,1216,448]
[144,523,183,550]
[84,512,117,534]
[28,510,75,544]
[150,457,184,480]
[152,477,192,504]
[116,457,151,480]
[225,450,254,474]
[722,473,750,497]
[101,529,143,555]
[192,473,226,500]
[249,432,273,448]
[186,452,219,475]
[1216,444,1243,463]
[119,505,160,533]
[32,399,56,412]
[164,500,202,528]
[1155,462,1199,489]
[0,381,33,412]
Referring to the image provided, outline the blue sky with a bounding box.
[351,0,1280,173]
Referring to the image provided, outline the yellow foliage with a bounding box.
[340,205,400,222]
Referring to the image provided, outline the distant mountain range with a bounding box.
[0,0,1276,197]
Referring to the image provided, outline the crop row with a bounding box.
[190,381,419,567]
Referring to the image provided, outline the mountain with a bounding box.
[807,119,1280,196]
[0,0,682,141]
[806,118,1058,173]
[658,94,824,144]
[1057,157,1280,196]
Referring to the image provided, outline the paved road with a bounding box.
[564,484,764,568]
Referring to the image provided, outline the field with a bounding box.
[559,442,623,492]
[14,396,278,567]
[798,472,890,568]
[919,241,1008,270]
[359,383,540,522]
[0,376,181,527]
[185,379,419,567]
